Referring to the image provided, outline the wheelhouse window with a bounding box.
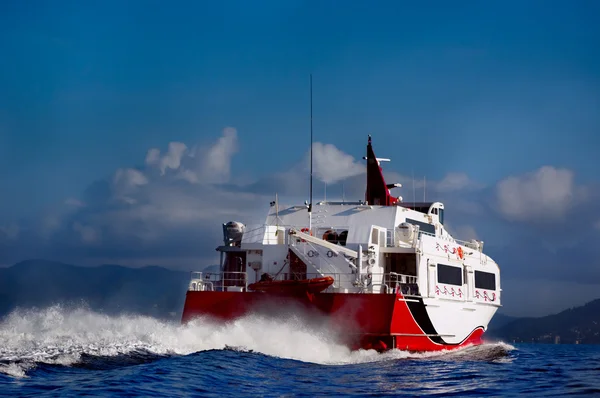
[406,218,435,235]
[322,230,338,244]
[319,228,348,246]
[475,271,496,290]
[338,230,348,246]
[437,264,462,286]
[439,209,444,225]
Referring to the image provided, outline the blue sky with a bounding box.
[1,1,599,316]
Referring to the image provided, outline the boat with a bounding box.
[181,135,501,352]
[248,275,334,294]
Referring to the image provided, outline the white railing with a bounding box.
[257,272,420,295]
[271,272,356,289]
[383,272,420,295]
[188,270,420,295]
[188,272,213,291]
[187,271,248,292]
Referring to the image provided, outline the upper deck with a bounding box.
[187,135,500,308]
[254,200,450,249]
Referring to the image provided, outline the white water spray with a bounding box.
[0,305,515,378]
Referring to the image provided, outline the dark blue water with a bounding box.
[1,306,599,397]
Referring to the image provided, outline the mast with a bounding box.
[308,74,313,230]
[365,135,398,206]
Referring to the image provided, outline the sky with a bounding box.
[1,0,599,317]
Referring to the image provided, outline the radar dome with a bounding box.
[395,222,415,245]
[223,221,245,246]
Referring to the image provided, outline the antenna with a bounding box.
[412,169,416,209]
[423,176,426,202]
[275,192,280,227]
[308,74,313,230]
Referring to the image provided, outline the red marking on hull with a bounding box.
[181,291,485,352]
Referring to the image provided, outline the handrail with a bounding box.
[188,271,420,295]
[188,271,248,292]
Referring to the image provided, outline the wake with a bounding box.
[0,305,515,378]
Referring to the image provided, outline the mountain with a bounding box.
[486,312,519,332]
[488,299,600,344]
[0,260,199,320]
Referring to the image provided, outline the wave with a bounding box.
[0,305,515,378]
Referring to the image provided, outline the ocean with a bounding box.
[1,305,599,397]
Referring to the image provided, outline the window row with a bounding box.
[437,264,496,291]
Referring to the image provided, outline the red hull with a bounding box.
[181,291,484,352]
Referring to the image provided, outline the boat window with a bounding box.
[371,228,379,245]
[432,208,438,215]
[437,264,462,286]
[338,230,348,246]
[475,271,496,290]
[322,230,338,244]
[406,218,435,235]
[439,209,444,225]
[385,253,417,276]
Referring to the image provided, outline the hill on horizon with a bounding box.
[488,299,600,344]
[0,259,195,320]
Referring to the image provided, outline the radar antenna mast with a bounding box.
[308,74,313,231]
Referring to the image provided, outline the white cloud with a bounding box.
[176,168,199,184]
[15,128,260,265]
[311,142,364,184]
[143,127,239,185]
[443,222,479,241]
[495,166,586,222]
[197,127,238,183]
[145,142,188,175]
[57,136,360,263]
[159,142,188,175]
[114,168,148,187]
[389,172,481,198]
[435,172,479,192]
[455,225,479,241]
[145,148,161,166]
[0,128,255,266]
[244,141,368,200]
[113,168,149,203]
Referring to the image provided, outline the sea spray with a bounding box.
[0,305,515,377]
